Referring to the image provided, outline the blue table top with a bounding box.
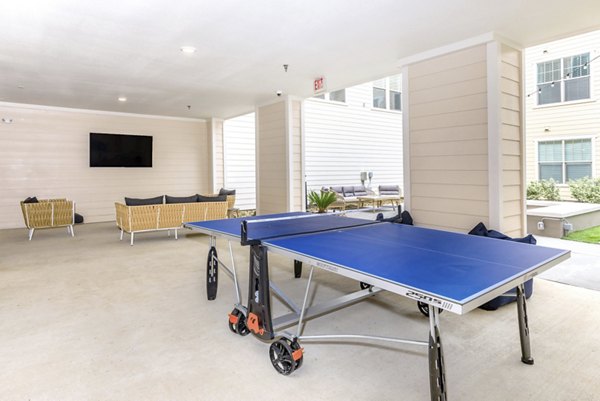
[186,213,569,310]
[185,212,308,238]
[264,223,569,306]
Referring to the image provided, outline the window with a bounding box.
[372,75,401,111]
[373,79,387,109]
[329,89,346,103]
[537,53,590,105]
[538,138,592,183]
[389,75,401,111]
[313,89,346,103]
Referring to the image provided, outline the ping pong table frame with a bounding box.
[187,220,569,401]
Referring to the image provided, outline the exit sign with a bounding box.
[314,77,326,94]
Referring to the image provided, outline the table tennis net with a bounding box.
[240,213,379,245]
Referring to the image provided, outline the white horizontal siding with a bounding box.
[223,113,256,210]
[257,102,288,214]
[500,43,523,235]
[212,119,225,191]
[291,100,304,211]
[304,82,403,193]
[407,44,490,232]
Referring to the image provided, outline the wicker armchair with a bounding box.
[20,199,75,240]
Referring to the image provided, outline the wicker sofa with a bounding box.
[115,195,228,245]
[20,198,75,240]
[327,185,375,210]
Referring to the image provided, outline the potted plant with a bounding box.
[308,190,337,213]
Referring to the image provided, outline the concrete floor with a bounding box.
[1,222,599,401]
[538,236,600,292]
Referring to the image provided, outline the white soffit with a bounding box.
[0,0,599,119]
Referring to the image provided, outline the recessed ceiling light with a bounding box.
[118,97,127,102]
[2,118,13,124]
[180,46,196,54]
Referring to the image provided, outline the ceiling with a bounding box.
[1,0,599,120]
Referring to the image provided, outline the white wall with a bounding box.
[406,45,490,232]
[290,99,304,211]
[304,83,403,192]
[256,101,288,214]
[0,103,209,229]
[223,113,256,209]
[499,43,525,237]
[208,118,225,193]
[404,41,524,235]
[222,81,404,211]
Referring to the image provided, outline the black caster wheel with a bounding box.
[417,302,443,317]
[228,309,250,336]
[269,339,303,375]
[206,247,218,300]
[359,282,372,290]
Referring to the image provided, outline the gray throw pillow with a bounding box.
[342,186,355,197]
[218,188,236,196]
[197,194,227,202]
[124,196,164,206]
[165,195,198,204]
[379,185,400,195]
[353,185,368,196]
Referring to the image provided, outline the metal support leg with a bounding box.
[28,228,35,241]
[295,266,315,338]
[69,225,75,237]
[130,232,134,246]
[120,229,124,241]
[516,284,534,365]
[175,229,178,240]
[228,241,242,305]
[428,307,447,401]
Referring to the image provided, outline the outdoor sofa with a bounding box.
[324,184,402,211]
[327,185,374,210]
[115,194,229,245]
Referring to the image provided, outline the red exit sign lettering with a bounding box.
[314,77,325,94]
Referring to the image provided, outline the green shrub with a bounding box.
[526,179,561,201]
[308,190,337,213]
[569,177,600,203]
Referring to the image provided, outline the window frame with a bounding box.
[313,89,347,104]
[536,52,591,106]
[537,137,594,184]
[372,76,402,112]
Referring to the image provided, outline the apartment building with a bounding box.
[525,30,600,198]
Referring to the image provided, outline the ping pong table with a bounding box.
[185,212,569,401]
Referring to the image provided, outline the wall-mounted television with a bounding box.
[90,133,153,167]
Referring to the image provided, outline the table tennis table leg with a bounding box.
[246,244,274,340]
[428,307,447,401]
[206,236,219,300]
[516,283,534,365]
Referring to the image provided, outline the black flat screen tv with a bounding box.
[90,133,153,167]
